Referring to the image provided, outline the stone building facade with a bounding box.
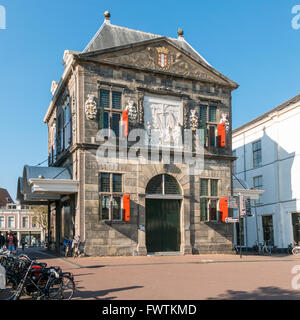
[19,12,238,256]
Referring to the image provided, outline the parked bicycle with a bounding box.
[0,251,75,300]
[63,239,73,257]
[252,241,272,255]
[290,242,300,255]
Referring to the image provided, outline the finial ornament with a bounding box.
[177,28,184,39]
[104,11,111,23]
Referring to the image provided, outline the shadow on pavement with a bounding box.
[207,286,300,300]
[74,285,144,300]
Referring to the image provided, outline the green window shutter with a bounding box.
[112,91,122,110]
[209,106,217,122]
[200,179,209,196]
[211,179,218,196]
[112,113,121,137]
[200,198,207,222]
[100,173,110,193]
[99,89,110,129]
[199,120,207,146]
[199,106,207,122]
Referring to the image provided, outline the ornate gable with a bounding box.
[79,40,236,87]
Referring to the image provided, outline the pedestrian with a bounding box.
[6,231,15,252]
[72,235,80,258]
[0,233,5,250]
[21,238,26,251]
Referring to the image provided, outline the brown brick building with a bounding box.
[18,12,238,256]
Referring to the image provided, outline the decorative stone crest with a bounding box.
[189,109,199,130]
[220,112,229,132]
[125,100,138,123]
[156,47,170,69]
[85,95,97,120]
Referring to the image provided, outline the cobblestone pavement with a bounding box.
[21,248,300,300]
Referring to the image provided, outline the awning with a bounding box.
[17,165,79,204]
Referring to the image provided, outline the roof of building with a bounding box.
[83,21,211,67]
[233,93,300,134]
[0,188,14,206]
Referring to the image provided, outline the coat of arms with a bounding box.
[156,47,169,69]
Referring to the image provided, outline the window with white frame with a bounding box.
[22,216,29,228]
[199,104,218,147]
[32,216,37,228]
[0,216,4,228]
[200,178,219,222]
[8,216,15,228]
[253,175,263,205]
[253,140,262,168]
[99,89,123,137]
[99,173,123,221]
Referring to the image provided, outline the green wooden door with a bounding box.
[146,199,181,252]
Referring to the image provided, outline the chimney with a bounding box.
[104,11,111,24]
[177,28,184,40]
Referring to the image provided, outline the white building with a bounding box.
[232,94,300,251]
[0,204,45,247]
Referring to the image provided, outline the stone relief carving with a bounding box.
[99,45,225,83]
[144,96,183,147]
[220,112,229,132]
[85,94,97,120]
[138,97,144,125]
[189,109,199,131]
[125,100,138,123]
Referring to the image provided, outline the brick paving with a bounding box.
[23,248,300,300]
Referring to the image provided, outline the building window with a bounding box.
[253,140,262,168]
[56,98,72,154]
[199,105,218,148]
[99,89,123,137]
[22,216,29,228]
[199,106,208,122]
[209,106,217,123]
[253,175,263,205]
[99,173,123,221]
[8,216,15,228]
[200,178,219,222]
[209,126,216,147]
[211,179,218,197]
[0,216,4,228]
[63,105,72,150]
[200,179,209,196]
[32,217,37,228]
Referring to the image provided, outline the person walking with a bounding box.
[72,235,80,258]
[6,231,16,252]
[21,238,26,251]
[0,233,5,250]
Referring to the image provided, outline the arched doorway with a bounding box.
[146,174,182,253]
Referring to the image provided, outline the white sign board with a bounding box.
[225,217,239,223]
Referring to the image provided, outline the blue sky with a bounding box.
[1,0,300,200]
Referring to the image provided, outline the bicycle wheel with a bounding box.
[47,275,75,300]
[0,275,18,300]
[292,247,300,255]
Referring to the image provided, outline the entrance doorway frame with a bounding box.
[145,174,184,254]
